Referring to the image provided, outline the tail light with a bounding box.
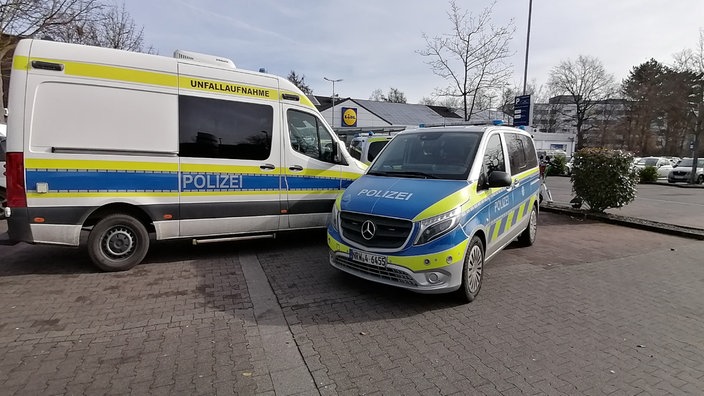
[6,152,27,208]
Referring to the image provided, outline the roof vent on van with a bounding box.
[173,50,236,69]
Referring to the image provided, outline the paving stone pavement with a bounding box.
[1,213,704,395]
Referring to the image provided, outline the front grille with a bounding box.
[672,171,687,176]
[334,255,418,286]
[340,212,412,249]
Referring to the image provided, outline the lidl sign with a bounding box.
[342,107,357,127]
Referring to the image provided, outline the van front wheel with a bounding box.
[88,214,149,272]
[457,236,484,303]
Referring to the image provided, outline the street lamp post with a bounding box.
[324,77,343,127]
[522,0,533,95]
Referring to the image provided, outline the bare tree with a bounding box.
[369,88,385,101]
[369,87,407,103]
[55,1,152,53]
[287,70,312,95]
[418,0,514,121]
[386,87,406,103]
[548,55,616,150]
[673,28,704,178]
[1,0,101,109]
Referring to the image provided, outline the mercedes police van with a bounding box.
[327,124,540,303]
[4,39,365,271]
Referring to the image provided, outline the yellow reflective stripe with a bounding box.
[181,163,263,173]
[286,189,341,195]
[180,190,279,196]
[413,185,473,222]
[285,168,339,178]
[27,192,178,198]
[327,237,470,272]
[388,239,469,271]
[179,76,277,101]
[20,56,178,88]
[491,218,502,241]
[342,170,364,180]
[15,56,316,109]
[516,202,526,222]
[25,158,177,172]
[13,55,30,70]
[505,211,515,230]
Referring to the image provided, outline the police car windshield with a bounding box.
[368,131,481,180]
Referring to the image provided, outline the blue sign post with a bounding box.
[513,94,532,127]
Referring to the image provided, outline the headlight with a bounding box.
[415,207,461,245]
[330,204,340,232]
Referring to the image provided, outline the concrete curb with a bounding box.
[540,203,704,241]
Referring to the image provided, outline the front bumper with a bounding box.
[326,230,467,294]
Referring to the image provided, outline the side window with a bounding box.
[367,140,388,162]
[287,109,335,163]
[519,134,538,169]
[179,95,273,160]
[349,140,362,161]
[506,133,530,175]
[483,134,506,175]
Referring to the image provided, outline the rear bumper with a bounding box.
[6,207,33,242]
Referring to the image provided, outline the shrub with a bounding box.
[638,166,658,183]
[547,155,566,176]
[570,148,638,213]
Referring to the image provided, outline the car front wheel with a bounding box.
[457,236,484,303]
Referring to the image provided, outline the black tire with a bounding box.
[517,205,538,247]
[698,175,704,185]
[87,214,149,272]
[457,236,484,304]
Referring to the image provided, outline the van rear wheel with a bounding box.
[517,205,538,247]
[457,236,484,304]
[87,214,149,272]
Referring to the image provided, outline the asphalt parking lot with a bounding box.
[1,213,704,395]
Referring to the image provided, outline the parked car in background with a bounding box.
[668,158,704,184]
[635,156,673,178]
[563,156,574,176]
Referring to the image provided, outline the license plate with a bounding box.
[350,250,387,267]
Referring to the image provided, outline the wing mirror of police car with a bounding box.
[486,170,512,188]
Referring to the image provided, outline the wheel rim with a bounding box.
[529,209,537,242]
[102,226,136,259]
[466,244,483,294]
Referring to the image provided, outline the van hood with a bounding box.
[340,175,472,221]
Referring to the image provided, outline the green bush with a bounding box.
[547,155,566,176]
[570,148,638,213]
[638,166,658,183]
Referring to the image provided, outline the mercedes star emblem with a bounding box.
[361,220,376,240]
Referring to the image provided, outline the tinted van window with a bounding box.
[506,132,537,175]
[179,95,273,160]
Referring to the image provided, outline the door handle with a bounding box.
[260,163,276,171]
[289,165,304,172]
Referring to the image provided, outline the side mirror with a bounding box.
[486,171,512,188]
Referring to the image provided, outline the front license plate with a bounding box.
[350,250,387,267]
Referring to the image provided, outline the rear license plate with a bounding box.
[350,250,387,267]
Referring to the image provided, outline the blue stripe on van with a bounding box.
[26,170,178,192]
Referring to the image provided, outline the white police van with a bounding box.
[4,39,365,271]
[327,124,540,303]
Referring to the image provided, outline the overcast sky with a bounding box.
[122,0,703,103]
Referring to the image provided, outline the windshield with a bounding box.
[367,131,481,180]
[638,158,658,166]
